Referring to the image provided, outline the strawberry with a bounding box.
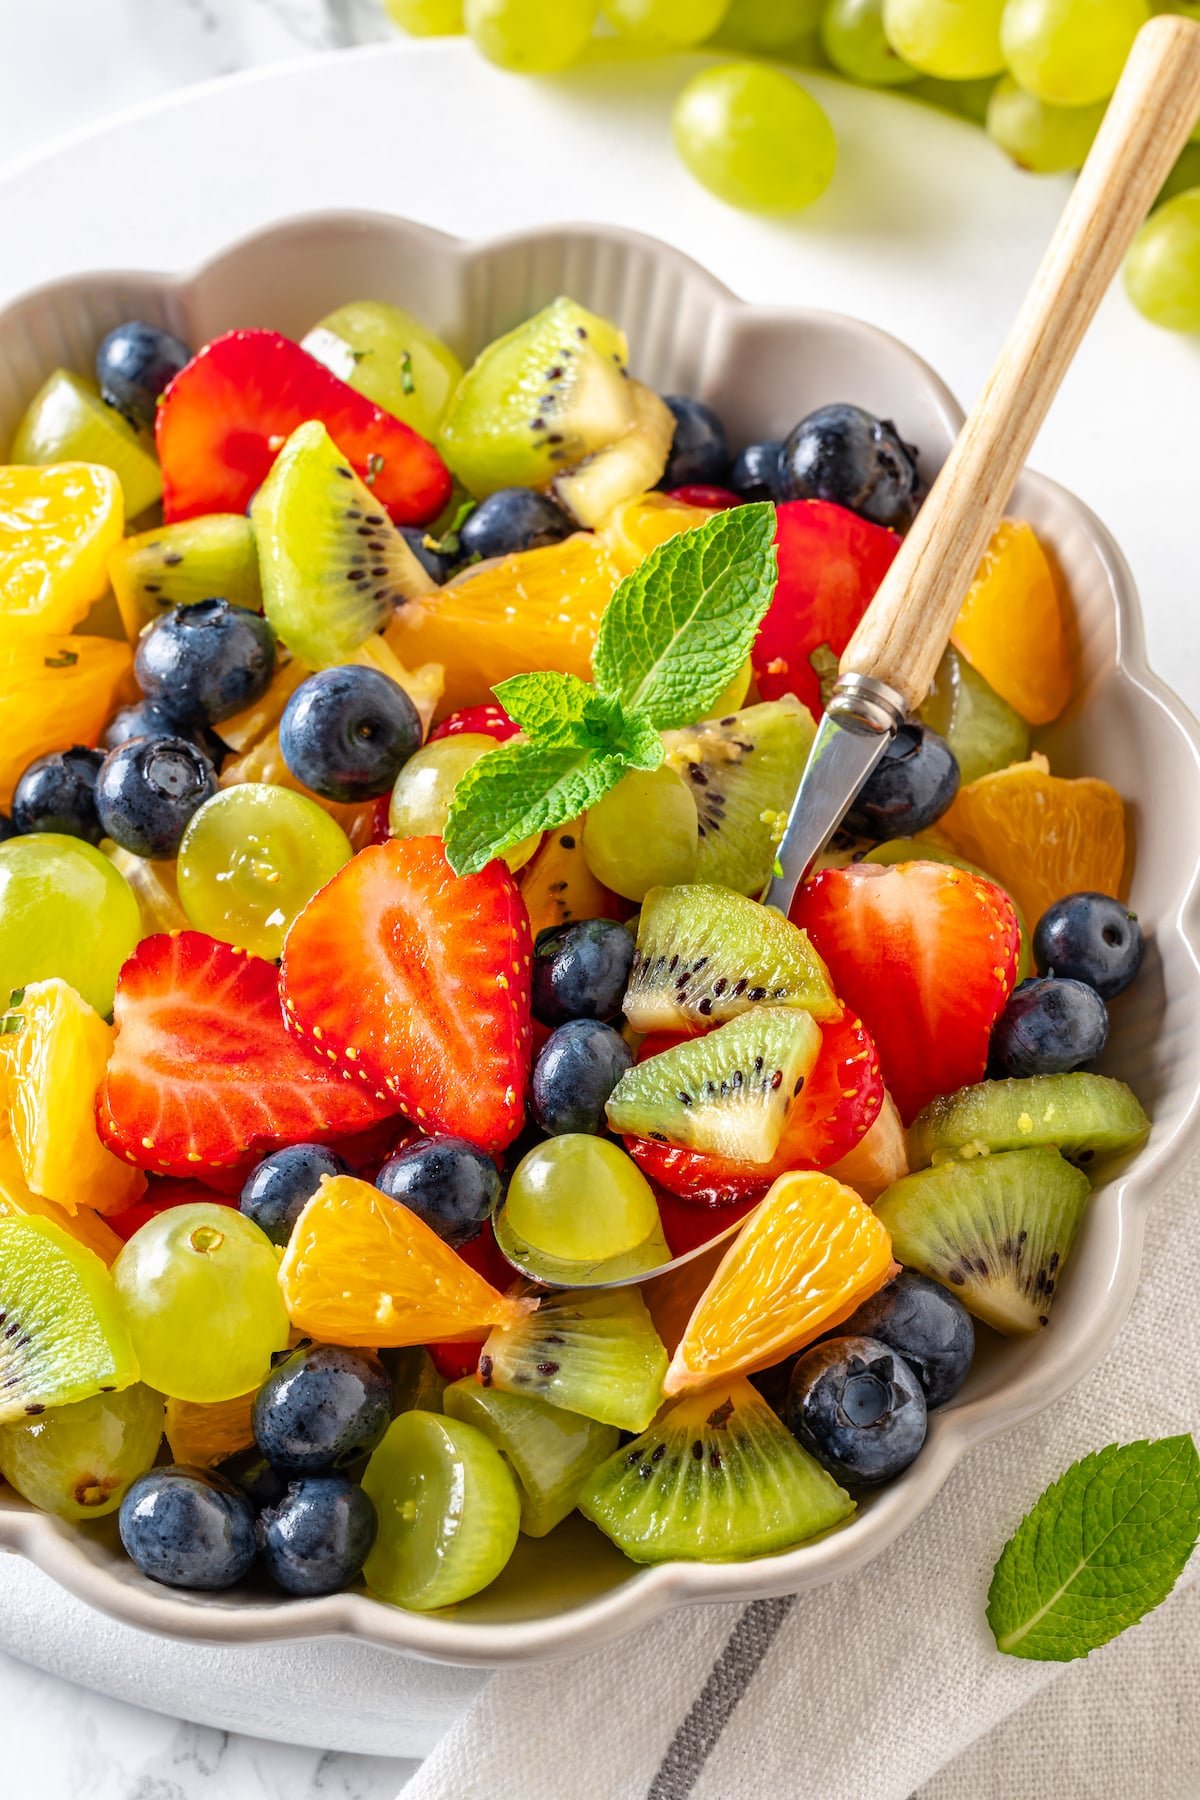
[425,1223,512,1380]
[99,932,396,1180]
[280,836,532,1151]
[666,485,742,510]
[105,1179,237,1242]
[754,500,900,716]
[790,862,1020,1123]
[428,703,520,745]
[156,330,451,525]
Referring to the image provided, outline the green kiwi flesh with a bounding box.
[443,1378,619,1537]
[552,381,674,527]
[623,883,839,1033]
[108,515,261,637]
[579,1378,853,1563]
[874,1146,1091,1335]
[907,1073,1150,1170]
[480,1286,668,1433]
[10,369,162,517]
[863,839,1033,980]
[606,1006,822,1162]
[0,1217,139,1424]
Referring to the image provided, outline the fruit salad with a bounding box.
[0,294,1151,1611]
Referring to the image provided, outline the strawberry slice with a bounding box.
[428,703,520,745]
[790,861,1020,1123]
[156,330,451,525]
[99,932,397,1180]
[426,1223,512,1380]
[105,1179,238,1242]
[280,836,532,1151]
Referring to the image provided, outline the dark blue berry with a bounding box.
[375,1136,502,1248]
[12,747,104,842]
[95,737,217,858]
[240,1144,350,1247]
[1033,892,1145,1000]
[785,1335,927,1487]
[658,396,730,489]
[101,697,220,760]
[134,597,276,726]
[0,814,15,844]
[844,721,960,839]
[458,489,571,561]
[532,1019,633,1135]
[400,525,453,584]
[778,404,922,529]
[96,321,192,432]
[729,440,784,503]
[257,1474,377,1597]
[214,1445,288,1513]
[834,1271,974,1409]
[118,1466,256,1589]
[531,918,635,1026]
[279,666,422,803]
[989,975,1109,1078]
[253,1344,393,1475]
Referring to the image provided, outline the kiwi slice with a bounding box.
[907,1073,1150,1169]
[480,1286,668,1433]
[0,1216,139,1423]
[919,646,1030,786]
[624,883,839,1033]
[437,297,635,498]
[874,1147,1091,1335]
[443,1377,619,1537]
[251,420,435,668]
[662,698,816,893]
[108,515,261,637]
[553,381,675,527]
[10,368,162,517]
[579,1378,853,1563]
[863,837,1033,981]
[606,1006,822,1162]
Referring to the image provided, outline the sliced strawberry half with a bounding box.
[99,932,397,1180]
[428,704,520,745]
[156,330,451,525]
[791,861,1020,1124]
[280,836,532,1151]
[104,1179,238,1242]
[666,485,742,510]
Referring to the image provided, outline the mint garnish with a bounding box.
[987,1436,1200,1661]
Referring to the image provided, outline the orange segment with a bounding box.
[939,753,1126,925]
[0,462,124,636]
[602,492,714,576]
[951,519,1072,726]
[0,1135,123,1263]
[278,1173,536,1347]
[0,633,134,808]
[517,815,625,938]
[165,1391,256,1467]
[663,1170,897,1396]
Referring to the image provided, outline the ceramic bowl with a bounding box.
[1,212,1198,1668]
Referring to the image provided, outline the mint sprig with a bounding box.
[987,1436,1200,1661]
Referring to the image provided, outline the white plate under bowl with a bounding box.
[1,210,1199,1670]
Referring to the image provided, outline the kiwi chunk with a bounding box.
[444,1378,619,1537]
[553,381,674,527]
[108,514,261,637]
[908,1073,1149,1168]
[0,1217,139,1423]
[663,697,816,893]
[579,1378,853,1563]
[624,883,839,1033]
[480,1287,667,1433]
[10,369,162,517]
[874,1147,1091,1335]
[437,297,635,498]
[606,1006,822,1163]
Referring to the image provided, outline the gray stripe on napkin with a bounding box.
[646,1596,797,1800]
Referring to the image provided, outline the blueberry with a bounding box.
[11,747,104,842]
[844,721,960,839]
[214,1445,288,1513]
[729,440,784,503]
[532,1019,634,1135]
[95,737,217,858]
[531,918,635,1026]
[279,666,423,803]
[658,396,730,489]
[375,1136,502,1247]
[257,1474,377,1597]
[458,489,571,561]
[1033,891,1145,1000]
[785,1335,927,1487]
[102,697,221,761]
[778,404,922,529]
[239,1143,350,1247]
[400,525,454,584]
[989,975,1109,1078]
[253,1343,393,1474]
[134,597,276,726]
[0,814,15,844]
[118,1466,256,1589]
[834,1271,974,1409]
[96,321,191,432]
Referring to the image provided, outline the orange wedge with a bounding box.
[951,519,1071,725]
[663,1170,897,1396]
[165,1391,257,1468]
[0,633,134,808]
[517,815,625,939]
[602,492,714,576]
[0,462,124,636]
[0,1135,123,1264]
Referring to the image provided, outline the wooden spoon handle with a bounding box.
[840,13,1200,713]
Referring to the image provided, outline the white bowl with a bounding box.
[2,212,1198,1668]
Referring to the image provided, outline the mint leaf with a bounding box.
[443,741,628,875]
[592,503,777,729]
[987,1436,1200,1662]
[495,672,663,768]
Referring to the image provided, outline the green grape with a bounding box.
[177,784,352,960]
[718,0,822,48]
[362,1410,521,1610]
[985,75,1105,171]
[384,0,465,31]
[909,74,998,123]
[1000,0,1148,107]
[603,0,730,45]
[582,764,697,901]
[388,734,540,871]
[0,835,140,1017]
[881,0,1005,76]
[505,1136,661,1263]
[672,64,837,213]
[302,301,465,441]
[10,370,162,519]
[1158,142,1200,208]
[464,0,598,70]
[919,645,1029,783]
[112,1204,289,1404]
[0,1384,163,1521]
[1124,188,1200,331]
[822,0,919,82]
